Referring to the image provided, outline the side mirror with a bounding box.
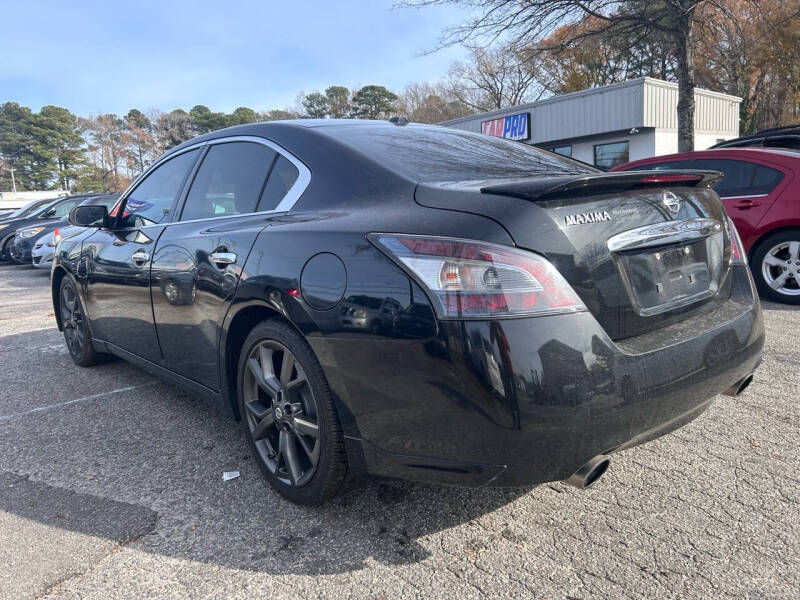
[69,205,109,228]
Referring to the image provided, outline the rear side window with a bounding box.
[181,142,277,221]
[693,158,782,198]
[749,165,785,195]
[121,149,200,226]
[257,155,299,211]
[323,125,591,181]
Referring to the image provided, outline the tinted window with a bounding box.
[323,125,591,182]
[594,141,629,169]
[750,165,785,195]
[258,155,300,211]
[181,142,276,221]
[693,159,758,197]
[121,149,199,226]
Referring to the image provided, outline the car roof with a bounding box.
[625,147,800,164]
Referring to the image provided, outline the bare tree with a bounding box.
[403,0,800,151]
[447,44,546,111]
[397,82,474,123]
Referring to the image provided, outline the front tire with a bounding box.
[1,236,16,263]
[59,276,105,367]
[237,319,348,505]
[751,230,800,304]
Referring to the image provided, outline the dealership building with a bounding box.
[439,77,742,168]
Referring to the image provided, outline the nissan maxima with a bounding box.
[54,120,764,505]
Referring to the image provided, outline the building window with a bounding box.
[548,145,572,158]
[594,141,629,169]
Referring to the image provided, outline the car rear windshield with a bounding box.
[324,125,592,182]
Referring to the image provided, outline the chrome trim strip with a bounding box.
[719,193,769,200]
[607,218,722,253]
[117,134,311,229]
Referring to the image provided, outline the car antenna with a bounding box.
[388,116,409,126]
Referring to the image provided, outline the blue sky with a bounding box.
[3,0,469,116]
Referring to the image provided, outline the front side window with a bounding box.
[181,142,277,221]
[45,198,83,218]
[119,148,200,227]
[594,141,630,169]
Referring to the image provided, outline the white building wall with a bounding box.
[569,131,656,165]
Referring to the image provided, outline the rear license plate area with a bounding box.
[616,238,721,316]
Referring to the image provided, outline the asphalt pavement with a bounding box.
[0,262,798,599]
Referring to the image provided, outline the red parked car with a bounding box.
[615,148,800,304]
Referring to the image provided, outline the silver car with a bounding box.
[31,225,85,269]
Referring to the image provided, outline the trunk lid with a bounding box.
[415,171,733,340]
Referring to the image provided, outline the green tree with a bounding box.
[189,105,228,134]
[351,85,398,119]
[260,109,298,121]
[299,92,329,118]
[38,105,84,190]
[325,86,351,118]
[229,106,258,125]
[0,102,60,190]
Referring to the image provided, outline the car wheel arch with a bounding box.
[221,302,305,420]
[51,266,69,331]
[748,224,800,261]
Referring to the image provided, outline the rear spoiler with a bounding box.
[480,170,723,202]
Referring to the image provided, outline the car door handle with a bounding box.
[210,251,237,266]
[734,199,761,209]
[131,249,150,264]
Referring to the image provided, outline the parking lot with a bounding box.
[0,262,797,599]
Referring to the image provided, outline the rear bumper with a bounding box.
[311,266,764,487]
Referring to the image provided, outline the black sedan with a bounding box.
[0,194,106,263]
[53,120,764,505]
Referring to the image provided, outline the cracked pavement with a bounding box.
[0,263,797,599]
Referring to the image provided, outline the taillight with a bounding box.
[369,234,586,319]
[727,218,746,265]
[53,228,61,245]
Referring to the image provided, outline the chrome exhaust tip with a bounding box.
[723,373,754,397]
[565,455,610,489]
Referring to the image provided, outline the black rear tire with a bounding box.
[237,319,348,505]
[59,276,106,367]
[750,230,800,305]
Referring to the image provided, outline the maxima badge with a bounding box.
[565,210,612,226]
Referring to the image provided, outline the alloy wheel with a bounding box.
[60,282,86,356]
[242,340,321,487]
[761,241,800,297]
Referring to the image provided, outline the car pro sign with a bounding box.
[481,112,531,141]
